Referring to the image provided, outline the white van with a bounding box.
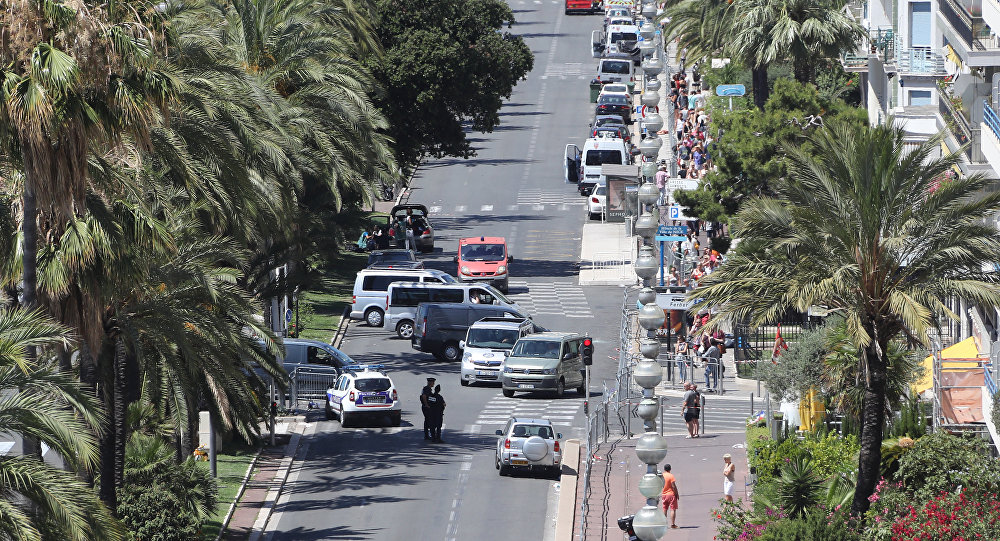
[604,24,640,63]
[351,268,455,327]
[573,137,630,195]
[596,56,635,85]
[385,282,525,339]
[459,317,536,386]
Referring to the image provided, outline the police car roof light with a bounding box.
[344,364,385,372]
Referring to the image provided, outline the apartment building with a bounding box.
[842,0,1000,353]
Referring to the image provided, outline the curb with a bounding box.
[213,448,263,541]
[555,438,582,541]
[331,306,351,349]
[247,428,303,541]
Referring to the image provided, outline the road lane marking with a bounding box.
[481,204,494,211]
[455,205,466,213]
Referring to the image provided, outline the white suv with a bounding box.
[460,317,536,386]
[495,418,563,477]
[325,365,401,427]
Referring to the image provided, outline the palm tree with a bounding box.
[0,308,123,540]
[693,119,1000,515]
[0,0,174,312]
[728,0,862,106]
[660,0,736,68]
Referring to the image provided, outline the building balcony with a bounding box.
[939,0,1000,65]
[839,27,897,72]
[981,101,1000,175]
[897,47,947,75]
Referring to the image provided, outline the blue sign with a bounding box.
[655,235,687,242]
[285,309,293,323]
[715,84,746,97]
[657,225,688,235]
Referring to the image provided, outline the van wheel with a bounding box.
[441,342,461,362]
[503,389,515,398]
[461,378,469,387]
[554,379,565,398]
[396,319,414,339]
[365,308,384,327]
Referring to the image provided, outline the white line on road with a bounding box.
[455,205,466,213]
[481,204,494,211]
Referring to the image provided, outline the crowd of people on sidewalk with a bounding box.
[669,69,714,181]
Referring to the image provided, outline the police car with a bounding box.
[325,365,402,427]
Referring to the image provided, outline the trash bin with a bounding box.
[590,79,602,102]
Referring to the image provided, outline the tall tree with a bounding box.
[0,308,123,540]
[0,0,174,311]
[367,0,534,169]
[693,120,1000,515]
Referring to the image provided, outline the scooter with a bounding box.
[617,515,638,541]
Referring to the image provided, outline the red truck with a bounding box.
[565,0,599,15]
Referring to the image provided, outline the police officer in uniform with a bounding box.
[421,377,435,440]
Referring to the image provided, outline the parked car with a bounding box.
[593,114,627,128]
[413,304,531,362]
[587,185,607,220]
[385,282,525,339]
[595,94,632,123]
[591,125,631,146]
[350,268,455,327]
[325,364,401,427]
[367,249,422,269]
[495,417,563,476]
[389,203,435,252]
[596,56,635,86]
[459,317,536,386]
[598,83,631,101]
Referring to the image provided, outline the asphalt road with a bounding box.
[266,3,630,540]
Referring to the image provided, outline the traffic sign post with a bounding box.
[716,84,746,111]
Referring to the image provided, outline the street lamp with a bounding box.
[641,89,660,107]
[641,3,656,18]
[642,57,663,77]
[639,21,656,40]
[638,182,659,206]
[641,161,657,179]
[638,40,654,58]
[635,213,658,242]
[644,112,663,134]
[639,136,661,159]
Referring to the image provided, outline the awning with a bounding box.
[913,336,980,394]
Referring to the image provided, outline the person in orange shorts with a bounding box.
[660,463,680,529]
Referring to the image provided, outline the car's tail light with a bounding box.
[385,295,389,309]
[349,391,355,401]
[591,197,599,203]
[352,295,356,304]
[392,389,398,401]
[422,318,427,337]
[504,438,511,449]
[554,440,561,452]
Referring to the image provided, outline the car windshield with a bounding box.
[511,425,553,438]
[610,32,638,43]
[603,85,628,93]
[461,243,505,262]
[510,340,561,359]
[585,150,624,166]
[369,251,415,264]
[355,378,391,392]
[467,328,520,349]
[593,185,606,196]
[600,61,631,75]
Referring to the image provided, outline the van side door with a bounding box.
[565,339,583,385]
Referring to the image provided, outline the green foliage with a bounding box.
[675,78,867,223]
[758,509,860,541]
[801,432,858,480]
[888,395,926,438]
[749,429,857,487]
[118,433,218,540]
[894,431,1000,502]
[699,61,752,93]
[765,456,824,518]
[757,321,830,402]
[878,437,916,480]
[709,236,732,254]
[993,390,1000,433]
[368,0,534,168]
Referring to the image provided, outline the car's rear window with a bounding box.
[598,95,629,105]
[585,150,624,166]
[512,424,554,438]
[355,378,391,392]
[600,61,631,75]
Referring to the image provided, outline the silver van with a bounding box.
[501,332,586,398]
[350,268,455,327]
[385,282,525,339]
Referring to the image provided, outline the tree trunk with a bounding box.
[113,336,129,491]
[21,183,38,311]
[851,344,889,516]
[793,59,811,84]
[751,66,770,109]
[97,339,116,509]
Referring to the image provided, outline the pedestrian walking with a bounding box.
[722,453,736,503]
[427,384,446,442]
[675,337,689,382]
[655,165,668,206]
[704,340,721,391]
[420,377,436,440]
[660,464,680,529]
[682,383,700,438]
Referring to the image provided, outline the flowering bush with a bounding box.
[712,500,783,541]
[862,478,909,541]
[890,489,1000,540]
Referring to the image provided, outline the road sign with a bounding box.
[667,179,698,192]
[668,205,696,221]
[657,225,688,235]
[715,84,746,97]
[655,235,686,242]
[285,309,293,323]
[655,293,695,310]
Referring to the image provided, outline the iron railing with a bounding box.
[984,100,1000,142]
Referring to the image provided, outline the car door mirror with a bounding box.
[495,430,504,436]
[507,256,514,262]
[459,340,465,349]
[557,433,563,439]
[453,256,459,263]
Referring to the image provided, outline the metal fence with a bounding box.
[269,365,341,410]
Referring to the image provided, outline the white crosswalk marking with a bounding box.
[517,189,585,206]
[429,205,442,213]
[475,393,584,428]
[507,280,594,318]
[481,204,494,212]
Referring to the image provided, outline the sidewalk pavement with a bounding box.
[220,416,306,541]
